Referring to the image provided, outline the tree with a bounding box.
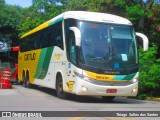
[145,3,160,55]
[139,44,160,98]
[19,3,62,36]
[19,7,45,36]
[32,0,64,11]
[63,0,88,11]
[0,1,23,46]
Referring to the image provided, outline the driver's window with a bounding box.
[69,32,76,64]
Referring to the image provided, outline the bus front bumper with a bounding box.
[75,78,138,96]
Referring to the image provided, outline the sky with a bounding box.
[5,0,32,8]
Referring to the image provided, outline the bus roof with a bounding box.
[21,11,132,38]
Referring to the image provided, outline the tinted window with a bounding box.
[20,21,63,52]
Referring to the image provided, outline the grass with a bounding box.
[146,97,160,101]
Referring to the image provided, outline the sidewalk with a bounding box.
[0,87,19,96]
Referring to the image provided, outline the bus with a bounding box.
[18,11,149,100]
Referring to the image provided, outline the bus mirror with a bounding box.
[136,32,149,51]
[69,27,81,47]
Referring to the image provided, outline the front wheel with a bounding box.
[56,75,67,99]
[102,96,115,102]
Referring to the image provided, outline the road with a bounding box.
[0,84,160,120]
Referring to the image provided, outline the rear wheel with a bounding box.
[56,74,67,99]
[23,72,27,88]
[25,72,32,88]
[102,96,115,102]
[23,72,31,88]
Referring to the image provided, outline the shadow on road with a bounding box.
[28,85,145,104]
[15,84,146,104]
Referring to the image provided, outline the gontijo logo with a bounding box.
[24,53,36,61]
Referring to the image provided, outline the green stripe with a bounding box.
[123,73,136,80]
[49,17,63,26]
[34,47,54,79]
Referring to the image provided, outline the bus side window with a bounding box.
[54,22,63,49]
[35,33,41,49]
[64,19,77,60]
[69,32,76,64]
[55,36,63,47]
[39,29,47,48]
[29,36,35,50]
[48,31,52,47]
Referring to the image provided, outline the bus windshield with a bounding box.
[78,21,138,71]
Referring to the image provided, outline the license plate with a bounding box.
[106,89,117,93]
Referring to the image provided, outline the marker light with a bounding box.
[82,86,88,92]
[132,78,138,83]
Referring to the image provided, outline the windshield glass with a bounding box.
[78,21,138,71]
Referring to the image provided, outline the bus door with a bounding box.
[65,31,77,94]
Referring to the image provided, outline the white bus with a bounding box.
[18,11,149,101]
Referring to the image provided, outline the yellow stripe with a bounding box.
[84,70,127,82]
[85,70,115,81]
[69,117,85,120]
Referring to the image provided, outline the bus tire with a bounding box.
[22,71,27,88]
[23,77,27,88]
[56,74,67,99]
[102,96,115,102]
[26,72,32,88]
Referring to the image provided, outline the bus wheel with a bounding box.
[102,96,115,102]
[25,72,32,88]
[22,71,27,87]
[23,76,27,88]
[56,74,67,99]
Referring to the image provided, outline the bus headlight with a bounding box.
[132,77,138,83]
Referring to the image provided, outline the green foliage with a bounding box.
[138,94,148,100]
[146,4,160,48]
[114,0,125,7]
[19,3,61,36]
[63,0,89,11]
[126,5,144,24]
[139,44,160,97]
[0,1,23,46]
[0,4,22,30]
